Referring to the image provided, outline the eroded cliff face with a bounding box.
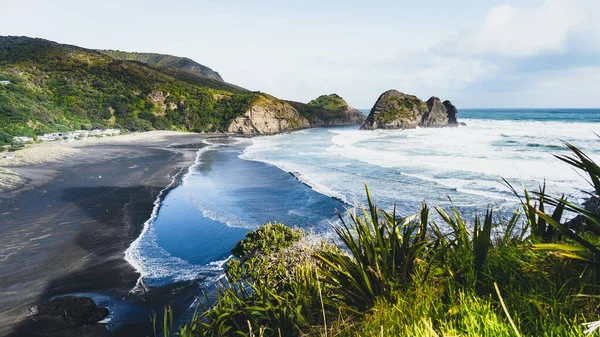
[227,95,310,135]
[361,90,459,130]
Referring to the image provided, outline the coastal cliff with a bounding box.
[228,95,310,134]
[360,90,459,130]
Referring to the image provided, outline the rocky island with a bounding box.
[360,89,460,130]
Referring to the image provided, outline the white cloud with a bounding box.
[459,1,587,57]
[392,0,600,107]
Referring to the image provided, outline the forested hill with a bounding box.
[0,36,259,139]
[98,50,224,82]
[0,36,367,143]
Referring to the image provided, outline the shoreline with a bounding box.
[0,131,213,337]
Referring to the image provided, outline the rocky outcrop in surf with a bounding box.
[360,90,460,130]
[443,100,459,125]
[27,296,109,328]
[228,95,310,135]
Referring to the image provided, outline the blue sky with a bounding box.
[1,0,599,108]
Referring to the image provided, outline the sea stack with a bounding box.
[360,89,459,130]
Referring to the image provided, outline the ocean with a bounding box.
[128,109,599,288]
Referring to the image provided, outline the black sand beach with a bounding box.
[0,133,207,336]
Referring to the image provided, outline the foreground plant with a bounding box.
[169,141,600,337]
[316,187,434,310]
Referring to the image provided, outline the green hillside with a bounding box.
[98,50,224,81]
[0,36,259,141]
[307,93,350,112]
[289,93,365,125]
[287,100,351,123]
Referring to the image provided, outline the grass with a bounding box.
[154,141,600,337]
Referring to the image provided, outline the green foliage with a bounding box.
[98,50,224,82]
[182,264,321,337]
[316,187,433,310]
[170,142,600,337]
[180,225,330,337]
[434,203,501,277]
[307,94,349,112]
[0,130,12,145]
[287,100,346,124]
[0,36,258,136]
[226,222,303,283]
[377,96,427,123]
[504,180,563,242]
[522,141,600,266]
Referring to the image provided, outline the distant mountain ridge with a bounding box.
[98,50,224,82]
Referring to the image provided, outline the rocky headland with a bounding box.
[227,95,310,134]
[360,90,460,130]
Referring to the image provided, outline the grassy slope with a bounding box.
[98,50,224,81]
[0,36,258,139]
[308,93,350,112]
[288,94,365,125]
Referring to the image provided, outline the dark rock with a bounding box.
[28,296,109,328]
[566,195,600,234]
[360,90,425,130]
[443,100,459,125]
[360,89,460,130]
[422,97,449,127]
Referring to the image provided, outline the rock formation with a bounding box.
[360,90,460,130]
[443,100,459,125]
[293,94,366,126]
[28,296,109,328]
[228,95,310,135]
[422,97,449,127]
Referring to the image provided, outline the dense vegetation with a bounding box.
[98,50,224,81]
[308,94,351,112]
[0,37,366,145]
[0,36,260,143]
[287,94,364,125]
[379,95,427,123]
[286,100,353,125]
[156,142,600,336]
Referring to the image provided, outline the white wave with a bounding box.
[183,191,251,229]
[241,119,598,216]
[125,140,229,288]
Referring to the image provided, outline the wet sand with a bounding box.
[0,132,209,336]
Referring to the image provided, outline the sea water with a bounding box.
[130,109,599,287]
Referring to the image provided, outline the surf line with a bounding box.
[124,141,213,291]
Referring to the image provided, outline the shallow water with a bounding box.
[129,140,343,287]
[130,109,599,288]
